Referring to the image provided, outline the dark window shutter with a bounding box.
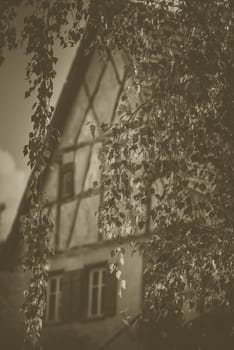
[61,271,73,322]
[61,269,88,323]
[70,268,89,322]
[103,271,118,317]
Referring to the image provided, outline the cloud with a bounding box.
[0,149,27,240]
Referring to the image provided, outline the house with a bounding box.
[1,24,234,350]
[0,31,143,350]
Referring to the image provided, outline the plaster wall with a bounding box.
[43,47,140,349]
[44,48,125,252]
[42,244,143,350]
[0,269,31,349]
[0,47,142,350]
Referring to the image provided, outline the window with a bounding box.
[60,162,74,199]
[60,264,117,323]
[88,267,105,318]
[46,265,117,324]
[46,275,62,323]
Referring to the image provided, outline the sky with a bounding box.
[0,17,77,240]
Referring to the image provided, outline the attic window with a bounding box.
[61,162,74,199]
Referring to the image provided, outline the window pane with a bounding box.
[48,294,56,320]
[102,270,106,284]
[59,277,62,291]
[92,271,99,286]
[61,164,74,198]
[101,285,105,315]
[91,287,98,315]
[65,171,72,187]
[50,278,57,293]
[57,292,62,321]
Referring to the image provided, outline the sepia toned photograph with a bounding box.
[0,1,234,349]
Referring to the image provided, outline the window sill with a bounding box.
[44,320,63,327]
[44,315,115,327]
[85,315,105,322]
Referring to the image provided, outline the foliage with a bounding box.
[99,0,234,324]
[0,1,88,347]
[1,0,234,348]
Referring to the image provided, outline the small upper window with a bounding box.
[61,162,74,199]
[46,274,62,323]
[88,267,106,318]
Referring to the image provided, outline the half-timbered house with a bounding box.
[1,22,233,350]
[0,34,143,350]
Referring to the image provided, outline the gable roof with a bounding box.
[0,29,95,270]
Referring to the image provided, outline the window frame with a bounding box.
[60,162,75,200]
[87,266,106,319]
[46,273,63,324]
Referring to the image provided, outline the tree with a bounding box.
[1,0,234,348]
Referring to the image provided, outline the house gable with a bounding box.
[44,47,126,252]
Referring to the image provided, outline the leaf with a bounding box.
[120,279,126,290]
[116,270,122,280]
[90,124,96,139]
[43,150,51,159]
[109,263,115,273]
[118,103,127,116]
[23,145,29,156]
[119,253,125,266]
[25,90,30,98]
